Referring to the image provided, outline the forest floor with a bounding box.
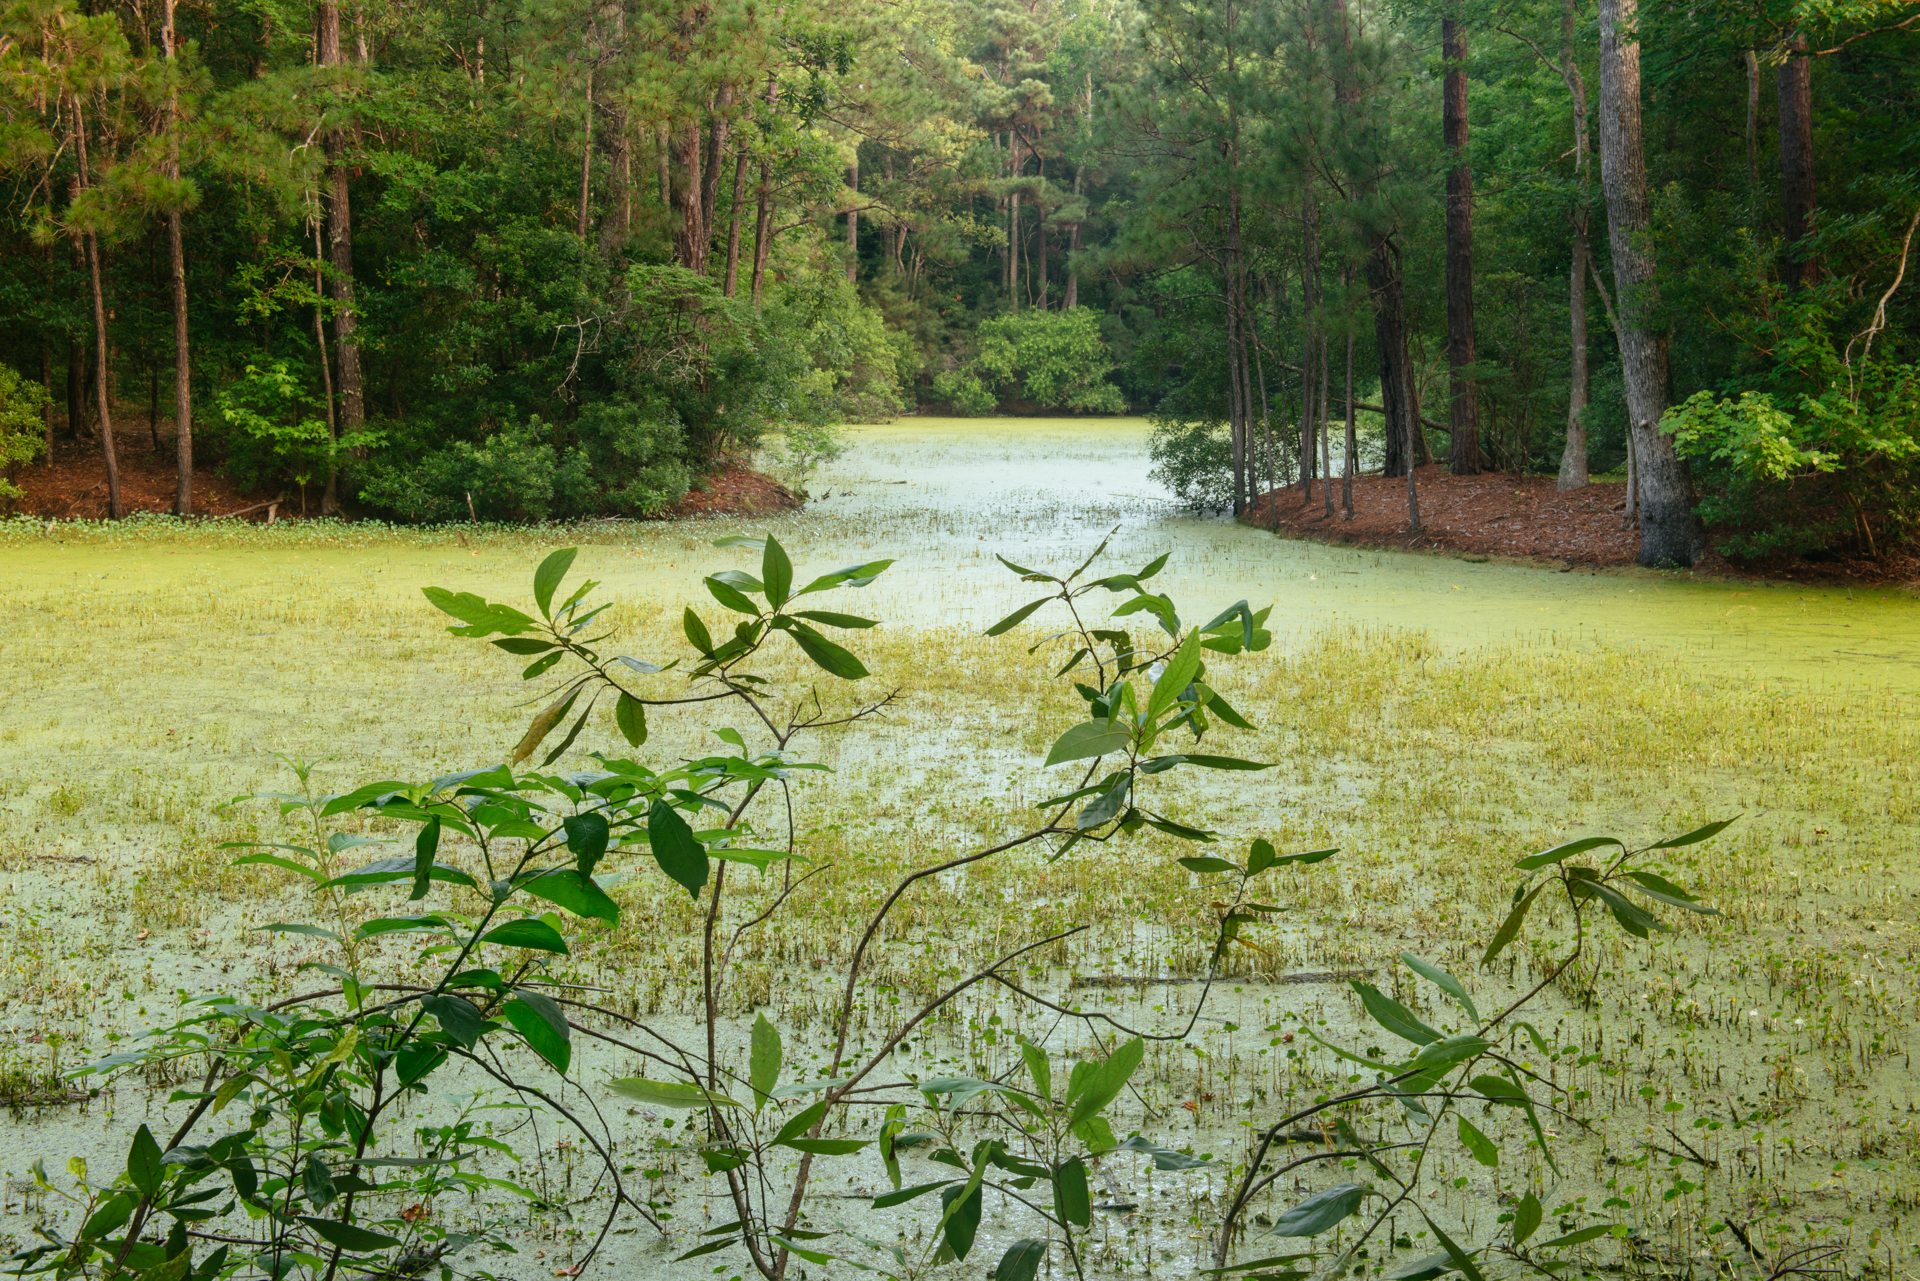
[1247,463,1920,586]
[6,427,799,521]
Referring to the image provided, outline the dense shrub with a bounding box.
[933,308,1126,414]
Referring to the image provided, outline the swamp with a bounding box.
[0,419,1916,1280]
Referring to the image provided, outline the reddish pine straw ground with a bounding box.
[1250,464,1919,586]
[7,428,798,523]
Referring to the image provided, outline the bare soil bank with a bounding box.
[1247,463,1920,586]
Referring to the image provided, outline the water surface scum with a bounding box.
[1,420,1916,1278]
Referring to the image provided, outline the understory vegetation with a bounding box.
[0,519,1914,1279]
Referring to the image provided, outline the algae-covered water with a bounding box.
[1,417,1915,1278]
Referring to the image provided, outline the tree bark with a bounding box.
[1598,0,1699,564]
[162,0,193,514]
[1443,8,1481,474]
[597,99,631,258]
[751,155,773,306]
[40,344,54,465]
[1744,49,1760,191]
[1300,192,1320,498]
[73,102,123,518]
[577,77,594,240]
[723,144,750,296]
[1343,321,1356,518]
[845,155,858,285]
[66,341,85,443]
[671,120,707,272]
[1369,236,1419,481]
[318,2,362,479]
[1776,32,1815,287]
[1556,0,1590,490]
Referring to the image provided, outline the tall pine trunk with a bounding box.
[1300,191,1320,498]
[1443,6,1481,474]
[1556,0,1592,490]
[723,146,750,296]
[74,103,122,518]
[319,1,361,513]
[1776,32,1815,287]
[845,157,858,285]
[1598,0,1698,565]
[161,0,193,514]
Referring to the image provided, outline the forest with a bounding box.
[1,0,1918,567]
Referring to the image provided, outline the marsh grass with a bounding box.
[0,522,1915,1277]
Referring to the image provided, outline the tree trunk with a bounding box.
[73,103,122,518]
[845,156,858,285]
[163,0,192,513]
[41,344,54,465]
[1556,0,1590,491]
[723,144,750,296]
[1776,32,1815,287]
[1744,49,1760,191]
[701,87,733,241]
[656,122,672,209]
[1598,0,1699,565]
[577,78,594,240]
[1300,192,1320,498]
[1320,310,1333,516]
[597,99,631,258]
[1007,191,1020,306]
[66,341,85,442]
[751,156,773,306]
[1443,8,1481,475]
[1369,236,1419,480]
[313,233,340,516]
[1343,322,1356,518]
[671,120,707,272]
[319,3,363,455]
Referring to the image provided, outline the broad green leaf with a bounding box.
[1620,871,1719,914]
[705,576,762,615]
[533,548,577,617]
[1044,720,1132,767]
[682,607,715,655]
[1534,1224,1615,1249]
[1152,754,1272,771]
[1066,1037,1144,1129]
[1075,774,1131,830]
[410,817,441,902]
[986,597,1051,636]
[773,1099,830,1146]
[674,1237,739,1262]
[517,867,620,922]
[1111,1134,1211,1170]
[491,637,555,655]
[298,1217,402,1252]
[1147,629,1202,722]
[563,813,609,878]
[782,620,869,679]
[1246,839,1278,874]
[1351,982,1441,1045]
[1468,1073,1529,1105]
[353,915,450,940]
[481,918,569,954]
[127,1124,163,1196]
[781,1137,869,1155]
[1457,1116,1498,1168]
[1178,856,1241,874]
[937,1182,983,1261]
[992,1239,1049,1281]
[791,610,877,629]
[1199,599,1258,649]
[872,1179,957,1208]
[420,994,488,1049]
[1482,884,1543,965]
[1515,836,1622,870]
[1054,1157,1090,1226]
[614,693,648,748]
[229,851,326,883]
[647,799,710,899]
[1512,1191,1542,1243]
[1385,1252,1458,1281]
[1269,1183,1368,1237]
[1648,818,1737,849]
[1198,1254,1313,1277]
[794,558,894,595]
[605,1077,743,1110]
[762,535,794,606]
[1401,1035,1491,1077]
[1399,953,1479,1021]
[1195,682,1254,729]
[421,587,538,638]
[302,1156,337,1209]
[324,853,478,892]
[1589,883,1669,938]
[503,990,570,1072]
[1420,1212,1488,1281]
[750,1013,782,1113]
[1019,1042,1051,1100]
[81,1193,136,1241]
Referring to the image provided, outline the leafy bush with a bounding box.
[934,309,1127,415]
[215,360,382,502]
[1148,412,1234,511]
[9,539,1725,1281]
[0,362,48,503]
